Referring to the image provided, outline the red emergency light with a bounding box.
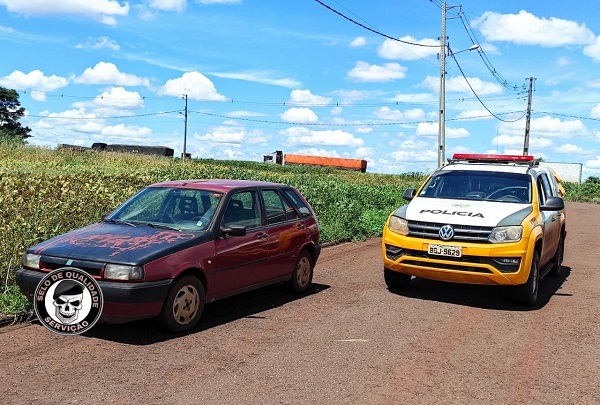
[451,153,535,163]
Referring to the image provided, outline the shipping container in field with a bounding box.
[283,153,367,172]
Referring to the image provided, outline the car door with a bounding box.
[537,173,560,266]
[259,188,308,282]
[212,190,269,296]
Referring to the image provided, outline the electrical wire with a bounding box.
[312,0,438,47]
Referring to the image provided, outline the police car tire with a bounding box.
[384,268,411,289]
[514,252,539,307]
[549,236,565,277]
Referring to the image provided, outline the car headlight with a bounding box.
[104,264,144,280]
[22,253,41,270]
[388,216,409,236]
[488,226,523,243]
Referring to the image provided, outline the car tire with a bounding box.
[549,236,565,277]
[289,250,313,293]
[159,275,205,333]
[384,267,411,289]
[513,252,539,306]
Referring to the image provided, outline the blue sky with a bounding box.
[1,0,600,179]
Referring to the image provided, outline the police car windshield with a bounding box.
[418,171,531,203]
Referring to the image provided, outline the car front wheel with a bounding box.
[159,275,205,333]
[513,252,539,306]
[384,267,411,289]
[289,250,313,293]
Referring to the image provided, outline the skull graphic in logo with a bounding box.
[52,280,84,324]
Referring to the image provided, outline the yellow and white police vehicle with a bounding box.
[382,154,566,306]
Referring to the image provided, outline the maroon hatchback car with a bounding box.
[16,179,321,332]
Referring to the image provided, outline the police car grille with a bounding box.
[408,221,493,242]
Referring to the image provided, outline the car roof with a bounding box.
[438,162,531,175]
[148,179,288,192]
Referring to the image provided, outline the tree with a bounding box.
[0,87,31,143]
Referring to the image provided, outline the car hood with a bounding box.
[404,197,531,227]
[30,222,211,265]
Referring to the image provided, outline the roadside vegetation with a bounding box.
[1,143,599,316]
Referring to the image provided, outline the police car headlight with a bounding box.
[22,253,41,270]
[104,264,144,280]
[489,226,523,243]
[388,216,409,236]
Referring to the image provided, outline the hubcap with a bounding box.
[172,285,200,325]
[296,257,311,287]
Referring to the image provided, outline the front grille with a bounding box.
[40,256,104,277]
[408,220,493,242]
[385,245,520,273]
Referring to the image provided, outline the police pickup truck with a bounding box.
[382,154,566,306]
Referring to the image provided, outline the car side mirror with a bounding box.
[403,188,416,201]
[541,196,565,212]
[220,225,247,237]
[101,212,110,221]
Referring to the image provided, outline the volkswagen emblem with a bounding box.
[439,224,455,241]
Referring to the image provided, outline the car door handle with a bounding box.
[257,233,268,239]
[296,224,305,230]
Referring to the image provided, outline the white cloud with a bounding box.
[350,36,366,48]
[390,138,437,162]
[555,143,585,154]
[586,156,600,169]
[195,125,266,146]
[0,69,68,92]
[30,91,47,102]
[209,71,300,88]
[282,127,364,147]
[101,123,152,138]
[584,35,600,62]
[280,108,318,124]
[373,107,426,121]
[0,0,130,25]
[499,115,587,138]
[455,109,493,120]
[391,93,434,103]
[76,36,120,50]
[420,75,503,95]
[355,146,373,158]
[591,104,600,119]
[378,36,439,61]
[72,87,144,110]
[148,0,186,12]
[74,62,150,87]
[347,61,407,82]
[492,134,553,149]
[472,10,596,47]
[158,71,226,101]
[288,89,332,106]
[330,106,342,115]
[416,122,469,139]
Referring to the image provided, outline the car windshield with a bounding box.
[418,170,532,203]
[107,187,224,231]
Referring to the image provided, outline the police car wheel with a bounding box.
[384,268,411,289]
[513,252,539,306]
[549,237,564,277]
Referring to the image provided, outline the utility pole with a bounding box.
[522,77,535,156]
[437,1,447,168]
[183,94,188,160]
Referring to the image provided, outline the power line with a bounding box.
[312,0,438,47]
[533,111,600,122]
[27,110,182,120]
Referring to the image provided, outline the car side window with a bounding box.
[282,188,311,217]
[223,190,261,229]
[539,173,554,201]
[261,189,300,225]
[537,176,548,205]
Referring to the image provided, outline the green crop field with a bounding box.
[1,144,599,316]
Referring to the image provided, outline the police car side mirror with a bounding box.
[403,188,416,201]
[541,196,564,212]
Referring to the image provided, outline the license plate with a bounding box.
[428,244,462,257]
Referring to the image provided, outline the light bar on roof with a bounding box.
[452,153,534,162]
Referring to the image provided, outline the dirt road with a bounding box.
[0,202,598,404]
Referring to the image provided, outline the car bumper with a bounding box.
[382,230,534,286]
[16,268,172,324]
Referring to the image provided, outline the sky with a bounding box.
[1,0,600,180]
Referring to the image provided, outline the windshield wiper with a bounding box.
[105,218,137,227]
[146,222,181,232]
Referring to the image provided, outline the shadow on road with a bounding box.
[84,282,330,345]
[387,266,572,311]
